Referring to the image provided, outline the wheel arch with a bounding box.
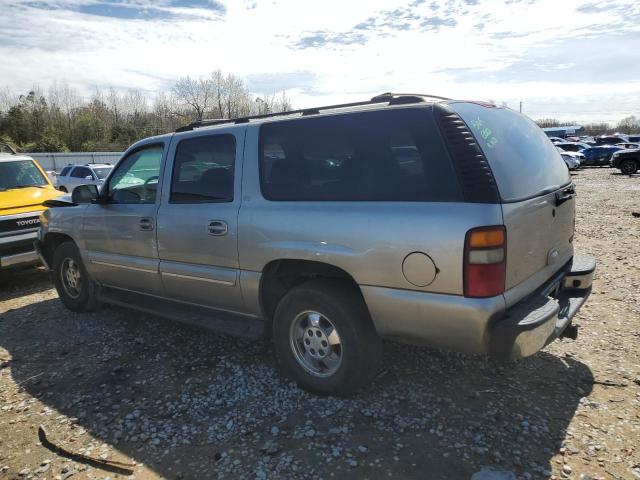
[259,259,367,337]
[41,232,77,269]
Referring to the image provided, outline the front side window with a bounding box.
[170,135,235,203]
[0,160,48,191]
[107,145,163,204]
[60,166,72,176]
[260,108,462,202]
[71,167,92,179]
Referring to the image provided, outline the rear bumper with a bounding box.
[362,254,595,358]
[0,231,40,269]
[489,254,595,360]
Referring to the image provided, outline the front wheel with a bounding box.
[52,241,100,312]
[272,279,381,396]
[620,159,638,175]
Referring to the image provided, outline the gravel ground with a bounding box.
[0,168,638,480]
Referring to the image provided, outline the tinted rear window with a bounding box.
[259,108,462,202]
[450,102,570,202]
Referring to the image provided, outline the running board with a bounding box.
[98,286,265,339]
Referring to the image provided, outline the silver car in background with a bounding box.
[55,163,113,193]
[36,93,595,395]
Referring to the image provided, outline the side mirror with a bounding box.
[72,184,99,204]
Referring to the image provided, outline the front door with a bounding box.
[82,143,166,295]
[156,129,244,312]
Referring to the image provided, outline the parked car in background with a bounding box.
[560,152,581,170]
[555,146,583,169]
[580,145,621,166]
[628,134,640,143]
[610,147,640,175]
[614,142,640,150]
[0,144,62,270]
[595,135,629,145]
[556,142,591,152]
[36,94,595,395]
[55,163,113,193]
[548,136,566,144]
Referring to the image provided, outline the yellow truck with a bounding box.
[0,143,62,270]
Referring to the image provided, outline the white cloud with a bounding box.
[0,0,639,122]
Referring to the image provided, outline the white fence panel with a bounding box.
[26,152,123,172]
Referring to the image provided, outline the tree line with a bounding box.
[1,77,638,153]
[0,69,292,153]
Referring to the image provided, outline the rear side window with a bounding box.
[450,102,570,202]
[260,108,462,202]
[170,134,235,203]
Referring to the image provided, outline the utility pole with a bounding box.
[519,101,522,113]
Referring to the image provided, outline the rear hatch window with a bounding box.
[449,102,570,202]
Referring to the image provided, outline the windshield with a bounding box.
[93,167,112,179]
[0,160,49,191]
[450,102,570,202]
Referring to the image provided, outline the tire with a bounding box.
[272,279,382,396]
[620,159,638,175]
[58,186,67,192]
[52,241,100,312]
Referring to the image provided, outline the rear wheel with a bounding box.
[58,186,68,192]
[52,241,100,312]
[272,279,381,396]
[620,159,638,175]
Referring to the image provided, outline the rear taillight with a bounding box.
[464,226,506,298]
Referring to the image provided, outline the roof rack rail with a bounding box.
[371,92,452,102]
[175,93,448,132]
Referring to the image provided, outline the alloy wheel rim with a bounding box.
[289,310,343,378]
[61,257,82,299]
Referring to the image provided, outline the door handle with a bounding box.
[139,217,154,231]
[208,220,228,236]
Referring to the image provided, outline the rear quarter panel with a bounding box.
[238,124,504,296]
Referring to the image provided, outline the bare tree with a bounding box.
[106,87,124,128]
[210,69,226,118]
[172,76,215,121]
[0,86,18,113]
[123,89,148,126]
[616,115,640,134]
[48,81,82,149]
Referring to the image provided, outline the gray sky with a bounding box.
[1,0,639,123]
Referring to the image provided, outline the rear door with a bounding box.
[156,128,245,312]
[450,102,574,305]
